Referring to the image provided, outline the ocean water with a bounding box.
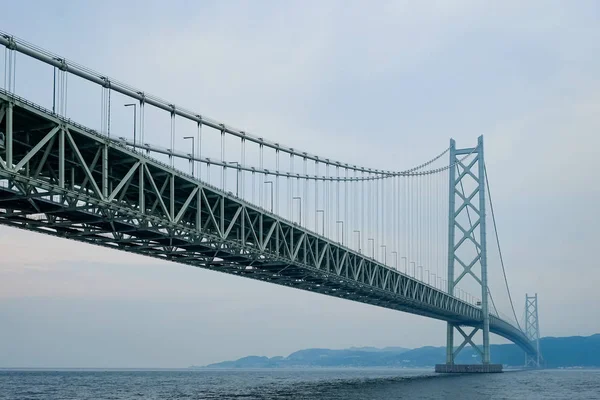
[0,368,598,399]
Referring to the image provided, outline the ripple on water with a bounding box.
[0,369,599,400]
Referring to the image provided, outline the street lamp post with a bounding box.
[409,261,416,278]
[183,136,195,176]
[292,197,302,225]
[316,210,325,235]
[264,181,273,212]
[53,67,56,113]
[353,230,361,253]
[418,265,423,281]
[124,103,137,145]
[425,269,429,285]
[401,256,408,274]
[336,221,344,245]
[226,162,240,196]
[368,238,375,259]
[391,251,398,270]
[380,245,387,265]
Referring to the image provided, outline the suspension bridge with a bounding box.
[0,33,541,372]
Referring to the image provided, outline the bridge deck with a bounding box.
[0,90,535,356]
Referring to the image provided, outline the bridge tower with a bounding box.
[442,135,497,372]
[525,293,541,367]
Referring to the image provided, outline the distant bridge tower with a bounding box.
[445,135,492,367]
[525,293,541,367]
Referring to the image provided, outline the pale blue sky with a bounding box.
[1,1,599,367]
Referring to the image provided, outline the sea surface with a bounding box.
[0,368,598,399]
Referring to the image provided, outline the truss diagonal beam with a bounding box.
[109,161,140,201]
[65,128,103,199]
[14,125,59,171]
[144,163,171,222]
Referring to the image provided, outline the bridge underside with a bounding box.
[0,90,537,358]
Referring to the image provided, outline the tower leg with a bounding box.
[445,139,456,365]
[446,323,454,364]
[478,135,490,364]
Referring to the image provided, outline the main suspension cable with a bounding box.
[485,164,522,331]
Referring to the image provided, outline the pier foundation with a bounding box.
[435,364,503,373]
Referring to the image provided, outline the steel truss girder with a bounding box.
[0,91,536,356]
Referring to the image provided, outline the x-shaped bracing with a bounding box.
[453,326,483,359]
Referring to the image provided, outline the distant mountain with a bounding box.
[348,346,410,353]
[195,334,600,369]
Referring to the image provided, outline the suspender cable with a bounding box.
[408,175,412,273]
[198,122,203,180]
[435,170,440,279]
[276,149,280,214]
[238,138,241,200]
[315,160,319,232]
[171,111,176,168]
[259,144,264,206]
[63,67,68,116]
[289,154,293,220]
[353,169,357,251]
[376,174,379,260]
[424,173,428,280]
[304,157,308,228]
[325,163,330,238]
[336,165,340,243]
[402,175,406,271]
[224,130,229,191]
[398,174,401,268]
[361,170,365,253]
[417,173,421,271]
[344,166,348,246]
[428,173,432,279]
[393,175,396,265]
[252,169,255,204]
[108,86,111,137]
[372,171,376,258]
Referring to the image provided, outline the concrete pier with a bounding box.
[435,364,503,373]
